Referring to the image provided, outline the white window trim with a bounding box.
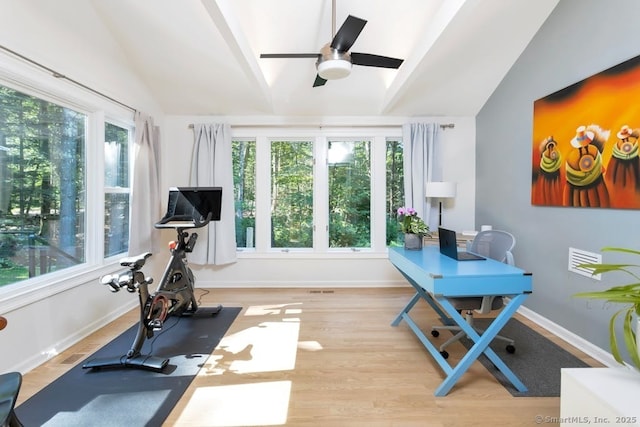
[103,119,134,261]
[233,127,402,258]
[0,54,135,307]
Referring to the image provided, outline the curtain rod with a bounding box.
[188,123,455,129]
[0,44,136,113]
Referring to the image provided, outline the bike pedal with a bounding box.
[149,319,163,330]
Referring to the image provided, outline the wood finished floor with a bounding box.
[17,287,602,426]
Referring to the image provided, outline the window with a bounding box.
[270,140,314,249]
[386,138,404,246]
[0,84,86,287]
[328,139,371,248]
[104,122,131,257]
[231,130,402,255]
[0,79,133,289]
[232,139,256,248]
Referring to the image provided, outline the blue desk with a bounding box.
[389,246,533,396]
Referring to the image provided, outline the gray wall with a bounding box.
[477,0,640,356]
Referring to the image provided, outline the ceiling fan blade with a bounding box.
[350,52,404,69]
[260,53,320,59]
[330,15,366,52]
[313,74,327,87]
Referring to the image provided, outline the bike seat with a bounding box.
[120,252,152,269]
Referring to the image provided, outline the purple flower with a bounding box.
[396,206,429,235]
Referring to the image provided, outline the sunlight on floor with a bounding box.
[206,320,300,375]
[181,302,314,425]
[175,381,291,426]
[204,303,306,376]
[243,303,302,316]
[298,340,323,351]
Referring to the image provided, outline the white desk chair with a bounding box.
[430,229,517,359]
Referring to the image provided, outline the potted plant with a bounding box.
[576,247,640,370]
[397,207,429,250]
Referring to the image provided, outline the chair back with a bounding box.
[469,230,515,265]
[0,372,22,427]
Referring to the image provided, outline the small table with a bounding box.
[560,368,640,426]
[389,246,533,396]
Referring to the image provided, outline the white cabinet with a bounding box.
[561,368,639,426]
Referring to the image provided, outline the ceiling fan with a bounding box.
[259,0,404,87]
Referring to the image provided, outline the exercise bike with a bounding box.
[83,187,223,372]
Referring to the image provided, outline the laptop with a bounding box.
[155,187,222,228]
[438,227,486,261]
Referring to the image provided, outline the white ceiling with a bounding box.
[87,0,559,117]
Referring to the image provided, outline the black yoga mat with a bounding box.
[16,306,241,426]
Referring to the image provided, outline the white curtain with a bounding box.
[190,123,237,265]
[129,112,162,255]
[402,123,443,231]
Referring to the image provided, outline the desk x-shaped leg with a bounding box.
[392,274,528,396]
[432,293,528,395]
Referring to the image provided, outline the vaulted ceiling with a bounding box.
[87,0,559,117]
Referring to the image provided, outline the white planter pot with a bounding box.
[636,317,640,366]
[629,316,640,376]
[403,233,423,250]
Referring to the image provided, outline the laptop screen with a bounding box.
[438,227,459,259]
[438,227,485,261]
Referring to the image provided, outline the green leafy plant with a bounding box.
[396,207,429,235]
[576,247,640,370]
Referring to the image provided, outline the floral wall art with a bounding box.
[531,54,640,209]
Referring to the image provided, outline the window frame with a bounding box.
[232,127,401,259]
[0,60,135,307]
[326,136,373,251]
[268,137,316,252]
[232,138,257,251]
[103,119,134,260]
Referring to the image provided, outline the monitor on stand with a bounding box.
[156,187,222,228]
[178,187,222,224]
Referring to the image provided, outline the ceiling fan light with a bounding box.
[317,59,352,80]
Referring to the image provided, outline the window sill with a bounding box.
[235,249,391,260]
[0,261,122,313]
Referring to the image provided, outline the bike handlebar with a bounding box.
[192,212,213,229]
[100,253,154,292]
[101,271,129,292]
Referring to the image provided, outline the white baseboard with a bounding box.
[13,300,137,373]
[516,305,618,368]
[197,280,409,288]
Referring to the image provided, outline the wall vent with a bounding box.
[568,247,601,280]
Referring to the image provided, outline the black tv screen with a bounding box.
[177,187,223,221]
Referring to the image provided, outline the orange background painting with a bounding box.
[532,54,640,209]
